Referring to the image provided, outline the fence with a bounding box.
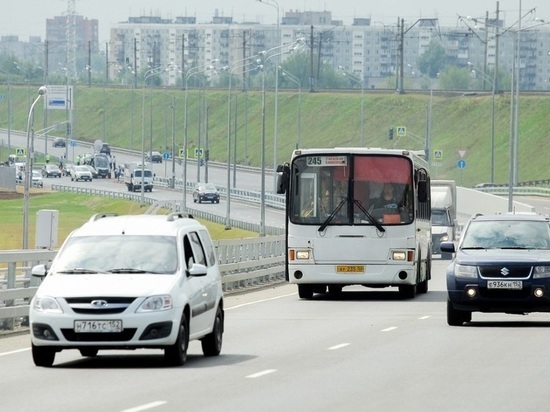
[0,235,286,331]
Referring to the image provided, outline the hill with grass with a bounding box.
[2,85,549,188]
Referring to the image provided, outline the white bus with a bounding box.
[276,148,432,299]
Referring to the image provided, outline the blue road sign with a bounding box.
[457,159,466,169]
[163,152,170,159]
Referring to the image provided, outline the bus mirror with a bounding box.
[276,163,290,194]
[418,181,428,202]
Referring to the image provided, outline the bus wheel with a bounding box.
[298,285,314,299]
[328,285,343,298]
[399,284,416,299]
[417,255,429,294]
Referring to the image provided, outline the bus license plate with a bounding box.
[74,320,123,333]
[487,280,522,290]
[337,265,364,273]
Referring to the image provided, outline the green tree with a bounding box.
[417,41,446,78]
[438,66,472,90]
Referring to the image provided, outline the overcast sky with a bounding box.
[1,0,548,41]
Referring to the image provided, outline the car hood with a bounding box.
[36,273,178,298]
[456,249,550,266]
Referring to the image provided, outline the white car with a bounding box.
[32,170,44,187]
[71,165,93,181]
[29,213,224,367]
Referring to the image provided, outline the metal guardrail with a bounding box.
[0,235,286,331]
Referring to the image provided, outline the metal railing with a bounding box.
[0,235,286,332]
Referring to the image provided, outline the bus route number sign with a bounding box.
[307,156,347,167]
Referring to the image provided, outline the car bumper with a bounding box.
[448,279,550,312]
[30,310,181,348]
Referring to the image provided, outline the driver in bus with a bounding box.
[372,183,402,210]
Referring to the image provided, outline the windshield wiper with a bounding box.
[319,198,348,232]
[108,268,148,273]
[57,268,109,274]
[353,199,385,232]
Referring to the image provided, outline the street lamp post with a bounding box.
[257,0,281,191]
[280,67,302,149]
[469,65,496,183]
[224,57,258,229]
[182,61,217,213]
[339,67,365,146]
[23,86,47,250]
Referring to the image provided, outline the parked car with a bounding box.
[41,164,62,178]
[29,213,224,367]
[63,163,75,177]
[71,165,93,181]
[83,164,98,178]
[145,151,163,163]
[32,170,43,187]
[51,138,66,148]
[443,213,550,326]
[193,183,220,203]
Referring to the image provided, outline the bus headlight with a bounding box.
[296,250,310,260]
[392,251,407,261]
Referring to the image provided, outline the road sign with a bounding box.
[70,140,76,147]
[433,150,443,160]
[163,152,170,159]
[179,149,185,158]
[458,150,466,158]
[195,148,203,158]
[397,126,406,136]
[457,160,466,169]
[46,84,73,110]
[16,148,25,156]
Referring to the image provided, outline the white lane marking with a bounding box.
[419,316,430,320]
[227,292,297,310]
[381,327,397,332]
[120,401,167,412]
[246,369,277,379]
[328,343,350,350]
[0,348,30,357]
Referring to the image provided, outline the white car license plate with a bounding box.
[487,280,523,290]
[74,320,123,333]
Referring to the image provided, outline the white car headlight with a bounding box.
[455,264,478,279]
[33,296,63,314]
[533,266,550,279]
[137,295,173,312]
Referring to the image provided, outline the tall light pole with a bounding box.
[469,65,496,183]
[182,61,217,213]
[280,67,302,149]
[257,0,281,191]
[258,39,304,236]
[0,68,13,154]
[339,67,365,146]
[23,86,47,250]
[224,56,258,229]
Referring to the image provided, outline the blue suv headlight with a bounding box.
[455,264,478,278]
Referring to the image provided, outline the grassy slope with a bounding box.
[0,191,256,250]
[2,85,549,188]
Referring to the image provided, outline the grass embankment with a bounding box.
[2,85,549,188]
[0,190,256,250]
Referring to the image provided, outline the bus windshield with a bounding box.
[289,154,414,226]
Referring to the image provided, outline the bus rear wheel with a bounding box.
[298,284,313,299]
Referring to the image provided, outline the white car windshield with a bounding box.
[51,235,178,274]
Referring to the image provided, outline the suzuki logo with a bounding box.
[500,267,510,276]
[91,300,108,307]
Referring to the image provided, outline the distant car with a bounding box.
[443,213,550,326]
[83,165,98,178]
[52,138,66,148]
[63,163,75,177]
[99,143,111,156]
[193,183,220,204]
[41,164,62,178]
[474,182,495,189]
[146,151,163,163]
[71,165,93,182]
[32,170,43,187]
[29,213,224,367]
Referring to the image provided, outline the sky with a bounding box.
[1,0,549,41]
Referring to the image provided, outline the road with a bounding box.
[1,260,550,411]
